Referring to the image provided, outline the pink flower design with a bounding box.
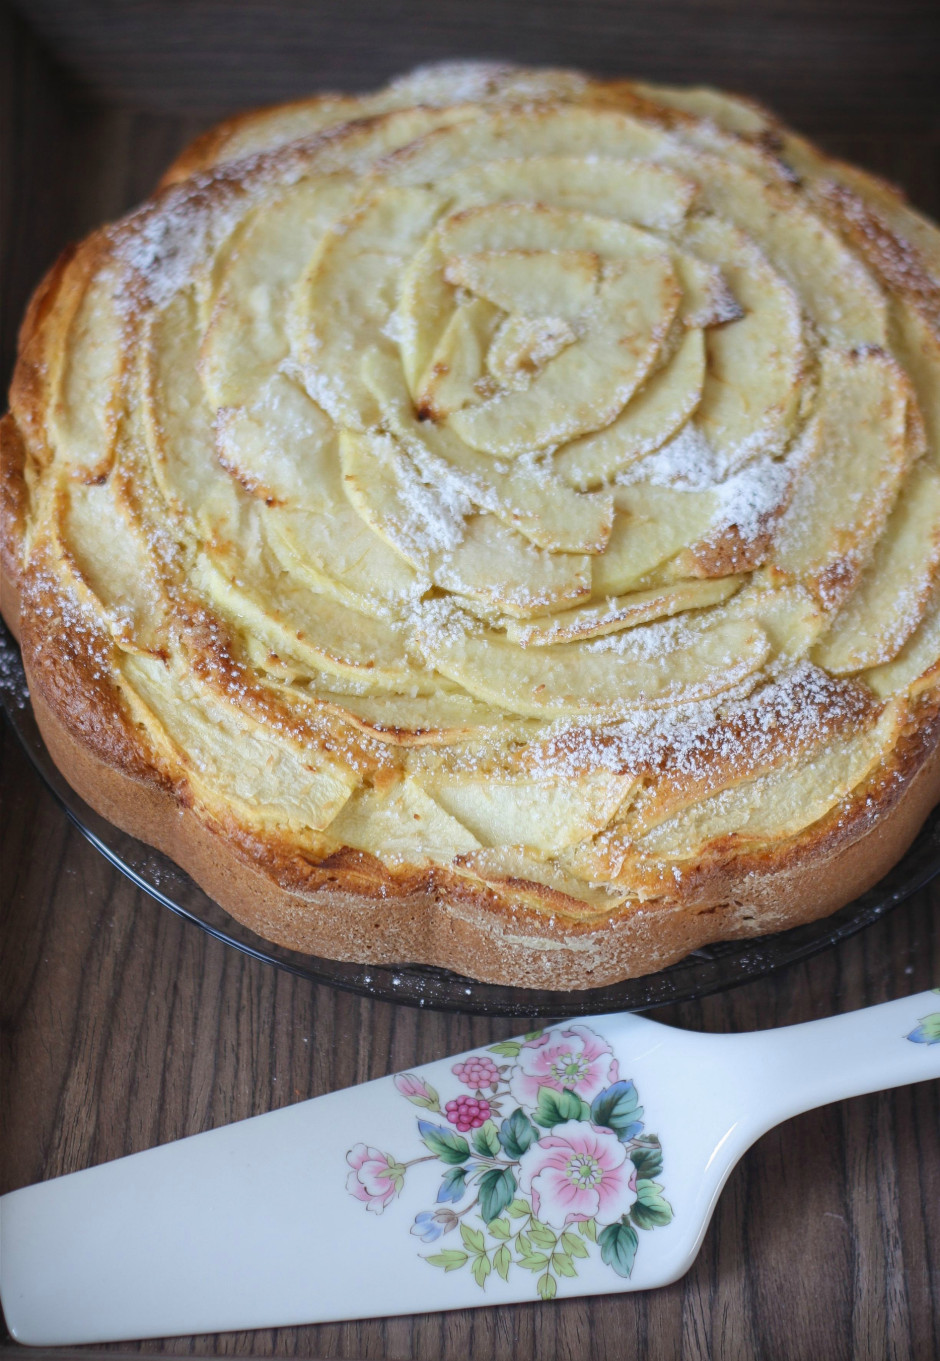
[393,1072,440,1110]
[508,1024,619,1107]
[345,1144,405,1214]
[517,1120,637,1228]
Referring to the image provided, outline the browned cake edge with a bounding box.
[14,622,940,989]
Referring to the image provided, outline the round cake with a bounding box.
[3,63,940,988]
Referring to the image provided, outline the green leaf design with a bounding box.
[499,1108,538,1158]
[488,1218,511,1240]
[472,1253,492,1289]
[437,1165,468,1203]
[552,1251,577,1278]
[472,1119,502,1158]
[418,1121,470,1166]
[577,1218,598,1242]
[629,1138,664,1180]
[426,1250,468,1272]
[599,1219,639,1278]
[507,1198,530,1218]
[376,1161,406,1182]
[479,1166,517,1224]
[590,1081,644,1140]
[516,1231,533,1256]
[494,1243,512,1282]
[561,1231,589,1259]
[460,1223,486,1253]
[538,1271,557,1301]
[488,1041,522,1059]
[528,1220,557,1250]
[532,1087,591,1129]
[630,1179,674,1229]
[517,1252,549,1273]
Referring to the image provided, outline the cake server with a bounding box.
[2,990,938,1345]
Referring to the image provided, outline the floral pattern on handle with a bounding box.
[906,988,940,1045]
[345,1024,673,1300]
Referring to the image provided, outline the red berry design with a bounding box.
[452,1056,501,1090]
[444,1095,492,1133]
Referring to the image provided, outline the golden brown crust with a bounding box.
[0,415,27,635]
[6,65,940,989]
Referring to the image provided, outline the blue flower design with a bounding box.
[411,1208,458,1242]
[907,1016,940,1044]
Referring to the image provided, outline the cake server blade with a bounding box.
[2,990,938,1345]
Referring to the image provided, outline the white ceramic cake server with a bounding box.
[2,990,938,1345]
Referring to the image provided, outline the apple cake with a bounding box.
[3,63,940,988]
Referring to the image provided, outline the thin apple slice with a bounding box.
[262,438,424,618]
[443,248,600,319]
[199,175,357,411]
[634,704,901,856]
[891,299,940,467]
[214,372,337,508]
[555,328,706,488]
[773,347,912,607]
[414,606,769,716]
[325,778,481,862]
[338,427,468,569]
[864,583,940,699]
[395,232,456,396]
[312,690,506,745]
[813,462,940,673]
[414,297,503,419]
[364,349,614,554]
[449,255,679,454]
[666,151,889,346]
[54,480,167,655]
[422,769,638,852]
[50,259,126,484]
[591,482,719,595]
[143,291,248,543]
[120,652,358,833]
[193,544,416,689]
[292,185,445,428]
[682,217,804,467]
[485,314,579,390]
[434,513,593,617]
[438,156,697,230]
[381,105,670,190]
[505,575,743,646]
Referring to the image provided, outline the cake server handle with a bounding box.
[2,991,938,1345]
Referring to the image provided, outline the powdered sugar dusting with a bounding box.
[524,660,877,784]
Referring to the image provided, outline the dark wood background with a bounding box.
[2,2,939,1356]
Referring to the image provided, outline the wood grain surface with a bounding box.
[2,4,939,1356]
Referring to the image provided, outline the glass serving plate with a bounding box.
[4,622,939,1017]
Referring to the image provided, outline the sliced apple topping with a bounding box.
[363,346,614,555]
[415,606,769,717]
[505,575,743,646]
[812,462,940,673]
[555,328,706,488]
[422,769,638,853]
[27,72,940,894]
[773,347,912,607]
